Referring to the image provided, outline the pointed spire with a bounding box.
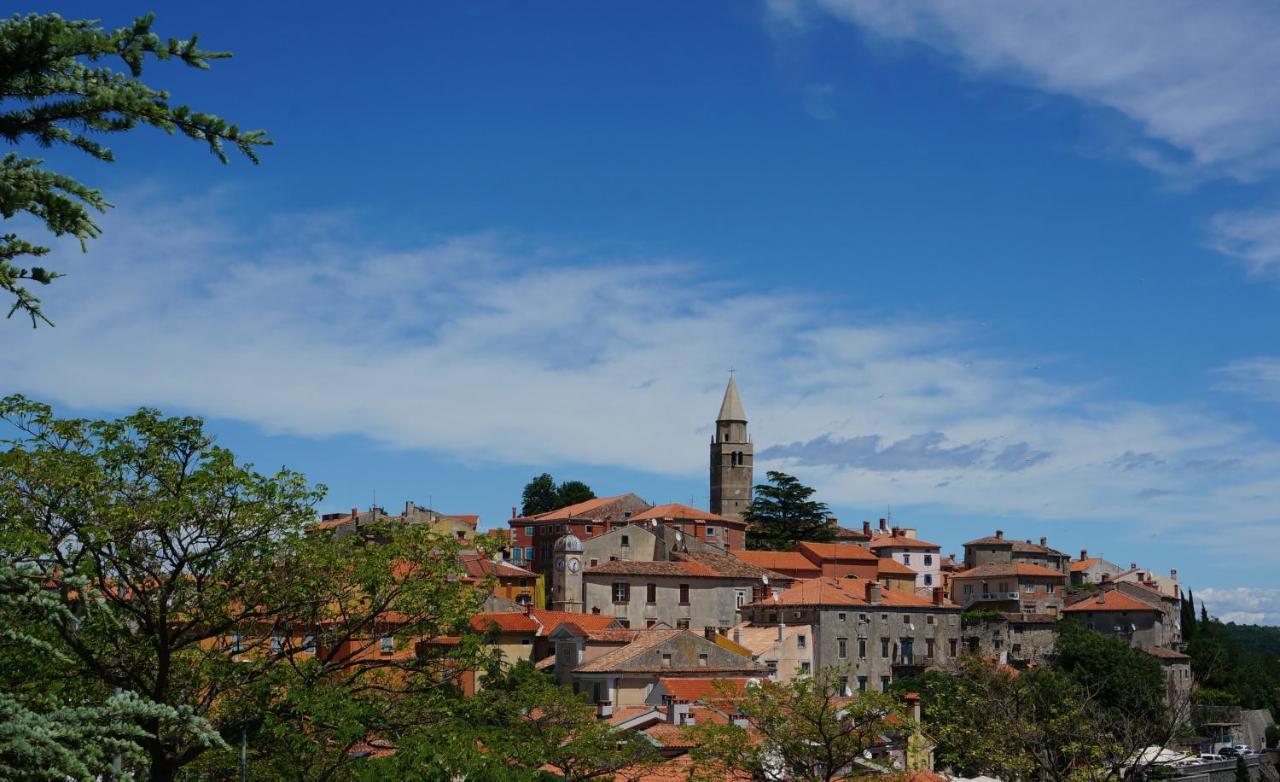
[717,376,746,422]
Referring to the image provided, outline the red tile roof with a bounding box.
[1069,557,1103,572]
[573,630,684,672]
[519,494,645,522]
[868,534,940,551]
[731,550,821,576]
[876,558,918,576]
[796,541,879,562]
[528,610,619,636]
[952,563,1066,579]
[1063,591,1161,613]
[753,577,956,608]
[657,677,751,703]
[470,613,540,633]
[585,551,780,580]
[631,503,743,525]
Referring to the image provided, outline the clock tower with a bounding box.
[710,375,753,519]
[551,533,584,612]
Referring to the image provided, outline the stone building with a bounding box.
[1145,646,1193,712]
[727,621,816,682]
[508,493,653,573]
[709,377,753,520]
[314,501,479,541]
[962,530,1070,574]
[949,562,1067,615]
[961,613,1058,665]
[630,503,748,552]
[741,577,962,693]
[1062,590,1167,648]
[1069,549,1124,586]
[868,527,943,594]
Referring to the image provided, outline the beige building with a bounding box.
[727,621,815,681]
[963,530,1070,574]
[1069,549,1124,586]
[950,562,1067,615]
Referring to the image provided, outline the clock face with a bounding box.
[568,558,580,573]
[555,558,564,571]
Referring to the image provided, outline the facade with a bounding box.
[1069,549,1124,585]
[950,562,1067,615]
[877,557,922,593]
[314,501,479,541]
[709,377,753,520]
[1145,646,1193,711]
[629,503,747,552]
[868,528,943,594]
[728,622,815,681]
[555,628,764,715]
[508,493,653,573]
[961,613,1058,665]
[741,578,962,693]
[568,550,789,633]
[458,554,545,608]
[1112,563,1181,599]
[1062,590,1166,648]
[963,530,1071,574]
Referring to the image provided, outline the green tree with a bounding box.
[519,474,596,516]
[1054,620,1166,722]
[556,479,596,508]
[0,396,486,782]
[0,12,269,326]
[521,473,559,516]
[688,670,903,782]
[1182,590,1197,641]
[743,471,833,550]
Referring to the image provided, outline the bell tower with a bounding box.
[709,376,752,519]
[551,534,584,612]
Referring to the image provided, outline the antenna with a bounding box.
[728,366,736,378]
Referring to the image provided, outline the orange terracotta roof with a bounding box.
[641,722,700,749]
[657,677,751,703]
[868,534,940,551]
[585,551,779,580]
[1069,557,1103,572]
[470,612,540,633]
[448,514,480,527]
[529,610,619,636]
[458,554,537,579]
[574,630,684,672]
[520,494,641,521]
[876,558,918,576]
[1063,591,1161,613]
[952,563,1066,579]
[731,550,821,575]
[754,577,956,608]
[631,503,743,525]
[796,541,879,562]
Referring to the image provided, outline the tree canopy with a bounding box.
[519,473,596,516]
[743,470,833,550]
[0,12,269,326]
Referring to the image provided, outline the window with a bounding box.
[841,677,852,696]
[902,615,910,624]
[903,554,911,565]
[590,558,598,566]
[612,582,630,604]
[646,583,657,604]
[525,546,534,560]
[707,526,717,536]
[858,676,868,692]
[837,612,847,621]
[926,638,935,658]
[1012,643,1022,656]
[521,638,531,646]
[797,634,807,649]
[270,635,283,654]
[229,634,242,653]
[767,660,778,672]
[858,637,867,658]
[736,591,745,608]
[924,574,933,586]
[964,584,973,594]
[1047,584,1056,594]
[662,653,672,668]
[519,577,528,587]
[621,535,630,547]
[677,619,690,629]
[837,638,848,658]
[948,638,958,657]
[585,524,593,535]
[679,584,690,605]
[302,635,315,652]
[793,611,802,620]
[525,526,533,536]
[859,613,869,623]
[880,637,890,658]
[924,554,933,566]
[698,653,708,667]
[881,676,891,692]
[380,635,394,655]
[926,615,935,625]
[617,619,630,629]
[646,620,657,628]
[800,662,811,674]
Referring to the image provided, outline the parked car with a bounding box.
[1199,754,1226,762]
[1219,747,1240,757]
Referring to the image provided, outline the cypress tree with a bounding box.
[1183,589,1197,640]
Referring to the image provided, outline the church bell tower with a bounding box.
[709,376,753,519]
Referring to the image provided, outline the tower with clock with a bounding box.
[551,533,584,612]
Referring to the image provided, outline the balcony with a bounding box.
[963,591,1020,608]
[892,654,936,671]
[596,700,613,719]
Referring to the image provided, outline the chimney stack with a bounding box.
[879,518,888,531]
[732,626,742,645]
[351,506,358,518]
[995,529,1004,540]
[866,582,883,604]
[1130,562,1137,570]
[1098,592,1107,605]
[704,627,717,642]
[863,520,872,536]
[932,587,945,606]
[892,526,903,538]
[1102,573,1111,583]
[511,506,517,519]
[1080,549,1088,561]
[1040,536,1047,547]
[1170,568,1178,580]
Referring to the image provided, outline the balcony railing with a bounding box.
[893,654,936,668]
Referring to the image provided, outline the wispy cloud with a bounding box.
[3,192,1280,543]
[1199,586,1280,626]
[1208,209,1280,278]
[1215,357,1280,403]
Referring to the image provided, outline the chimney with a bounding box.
[777,623,785,642]
[879,518,888,531]
[866,582,883,604]
[511,506,517,519]
[904,692,922,723]
[1040,536,1047,547]
[1170,568,1178,580]
[862,520,872,536]
[1098,592,1107,605]
[932,587,945,606]
[1080,549,1088,561]
[826,515,838,527]
[1130,562,1137,571]
[995,529,1004,540]
[1101,573,1111,583]
[892,526,903,538]
[704,627,717,642]
[733,626,742,645]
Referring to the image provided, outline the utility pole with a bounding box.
[240,726,248,782]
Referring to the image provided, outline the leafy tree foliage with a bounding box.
[688,670,903,782]
[0,396,486,782]
[0,12,269,326]
[1185,610,1280,715]
[1054,620,1165,722]
[743,470,833,550]
[519,473,596,516]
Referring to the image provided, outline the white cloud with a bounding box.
[3,193,1280,546]
[1208,209,1280,278]
[1199,587,1280,626]
[768,0,1280,182]
[1215,357,1280,402]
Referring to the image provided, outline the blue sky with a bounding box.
[5,1,1280,623]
